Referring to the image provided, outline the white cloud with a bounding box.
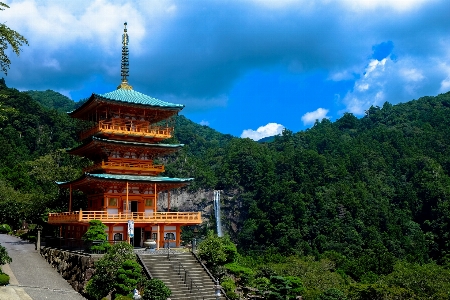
[241,123,285,141]
[341,0,433,11]
[339,55,446,115]
[199,120,209,126]
[301,108,330,125]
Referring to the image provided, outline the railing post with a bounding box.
[79,209,82,221]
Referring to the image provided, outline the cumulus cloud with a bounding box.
[199,120,209,126]
[340,52,450,115]
[1,0,450,114]
[241,123,285,141]
[301,108,330,125]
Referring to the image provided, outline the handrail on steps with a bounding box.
[170,258,204,300]
[191,251,230,300]
[136,253,153,280]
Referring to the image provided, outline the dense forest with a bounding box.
[1,78,450,298]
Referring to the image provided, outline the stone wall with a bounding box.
[40,247,100,293]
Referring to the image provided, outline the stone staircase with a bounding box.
[139,252,227,300]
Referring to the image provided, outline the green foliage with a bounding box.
[0,272,9,285]
[0,244,11,265]
[347,283,414,300]
[114,260,142,297]
[221,277,239,300]
[380,261,450,299]
[142,278,171,300]
[0,2,28,75]
[85,242,136,300]
[224,262,254,285]
[114,295,133,300]
[0,224,10,234]
[265,275,304,300]
[83,220,110,252]
[317,288,348,300]
[197,231,237,276]
[25,90,75,113]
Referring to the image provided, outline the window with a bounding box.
[145,199,153,207]
[108,197,118,207]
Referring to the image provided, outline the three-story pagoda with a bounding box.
[48,23,201,248]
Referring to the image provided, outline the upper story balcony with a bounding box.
[48,210,202,225]
[84,159,165,175]
[80,119,173,141]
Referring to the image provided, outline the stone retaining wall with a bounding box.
[40,247,101,293]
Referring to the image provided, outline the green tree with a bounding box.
[114,260,142,298]
[0,244,11,265]
[85,242,136,299]
[82,220,110,252]
[142,279,171,300]
[197,231,237,276]
[0,2,28,74]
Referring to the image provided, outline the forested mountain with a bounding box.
[25,89,75,113]
[2,79,450,298]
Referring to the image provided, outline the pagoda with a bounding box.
[48,23,201,248]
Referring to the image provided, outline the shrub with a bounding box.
[0,245,12,265]
[224,262,254,285]
[114,260,142,297]
[0,224,11,234]
[198,231,237,276]
[142,278,171,300]
[83,220,110,253]
[0,273,9,285]
[317,288,348,300]
[221,277,239,300]
[85,242,136,300]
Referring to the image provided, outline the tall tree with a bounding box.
[0,2,28,74]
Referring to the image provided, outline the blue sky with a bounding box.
[3,0,450,140]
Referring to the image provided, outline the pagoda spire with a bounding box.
[118,22,133,90]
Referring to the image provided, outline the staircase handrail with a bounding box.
[191,251,230,300]
[136,253,153,279]
[170,258,204,300]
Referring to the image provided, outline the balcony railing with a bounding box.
[48,210,202,224]
[80,120,173,141]
[84,160,165,175]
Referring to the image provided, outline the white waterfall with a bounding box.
[213,190,223,237]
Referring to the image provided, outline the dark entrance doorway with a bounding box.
[134,228,142,247]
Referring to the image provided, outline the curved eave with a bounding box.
[67,136,184,156]
[57,173,194,188]
[68,90,184,119]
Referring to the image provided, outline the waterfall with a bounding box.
[213,190,223,237]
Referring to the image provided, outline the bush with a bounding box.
[224,262,254,285]
[221,277,239,300]
[114,260,142,297]
[0,224,11,234]
[198,231,237,276]
[317,288,348,300]
[0,273,9,285]
[142,278,171,300]
[85,242,137,300]
[0,245,12,265]
[83,220,110,253]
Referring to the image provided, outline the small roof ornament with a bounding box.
[118,22,133,90]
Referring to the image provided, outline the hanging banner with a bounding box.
[128,220,134,238]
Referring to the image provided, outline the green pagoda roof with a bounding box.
[87,173,193,182]
[91,137,184,148]
[94,89,184,109]
[56,173,193,186]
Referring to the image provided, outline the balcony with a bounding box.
[80,120,173,141]
[48,210,202,225]
[84,160,165,175]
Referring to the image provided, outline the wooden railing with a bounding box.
[80,120,173,140]
[84,160,165,174]
[48,210,202,224]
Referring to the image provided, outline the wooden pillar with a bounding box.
[167,190,171,212]
[176,225,181,247]
[157,225,160,250]
[154,184,157,212]
[126,181,129,217]
[69,184,72,212]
